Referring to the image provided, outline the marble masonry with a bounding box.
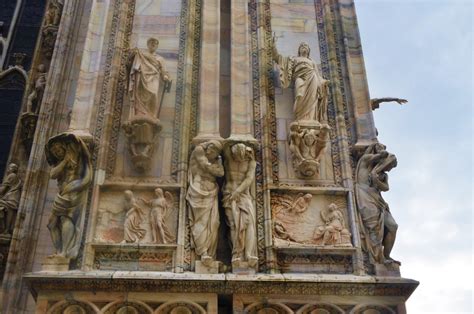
[0,0,418,313]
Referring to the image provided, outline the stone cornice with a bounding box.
[24,271,418,300]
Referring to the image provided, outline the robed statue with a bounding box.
[128,37,171,120]
[272,38,329,123]
[186,140,224,266]
[124,37,172,172]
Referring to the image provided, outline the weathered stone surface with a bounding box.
[0,0,418,312]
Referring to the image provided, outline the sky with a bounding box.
[355,0,473,313]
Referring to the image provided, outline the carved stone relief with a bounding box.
[45,133,92,260]
[355,143,399,265]
[313,203,351,246]
[123,38,172,172]
[271,192,350,247]
[0,163,21,236]
[94,188,177,245]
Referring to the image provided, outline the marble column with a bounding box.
[67,0,112,141]
[228,0,255,142]
[193,0,222,142]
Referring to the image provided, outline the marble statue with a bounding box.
[26,64,47,114]
[186,140,224,266]
[142,188,175,244]
[355,143,399,264]
[288,122,330,178]
[45,0,64,27]
[272,38,329,123]
[45,133,92,259]
[122,190,146,243]
[124,37,172,172]
[222,142,258,268]
[313,203,351,246]
[128,37,171,120]
[0,163,22,236]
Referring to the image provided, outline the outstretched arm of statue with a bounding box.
[370,98,408,110]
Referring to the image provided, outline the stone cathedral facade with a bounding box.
[0,0,418,313]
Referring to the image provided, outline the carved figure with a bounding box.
[142,188,175,244]
[124,38,172,172]
[186,140,224,266]
[128,37,171,120]
[26,64,47,114]
[121,190,146,243]
[290,193,312,214]
[45,0,64,26]
[45,133,92,258]
[222,142,258,268]
[355,143,399,264]
[288,122,330,178]
[0,163,21,235]
[313,203,351,246]
[272,38,329,123]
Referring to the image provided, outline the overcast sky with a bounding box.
[355,0,472,313]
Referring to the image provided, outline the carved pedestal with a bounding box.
[123,116,162,173]
[41,255,70,272]
[288,121,330,179]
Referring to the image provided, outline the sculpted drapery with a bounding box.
[186,140,224,265]
[45,133,92,259]
[273,40,329,123]
[355,143,399,265]
[128,37,170,120]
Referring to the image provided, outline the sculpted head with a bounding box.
[298,42,310,57]
[231,143,247,162]
[303,131,316,146]
[37,64,46,73]
[203,140,222,161]
[51,142,66,159]
[7,163,18,174]
[154,188,164,197]
[124,190,134,201]
[303,193,312,202]
[328,203,337,212]
[147,37,159,53]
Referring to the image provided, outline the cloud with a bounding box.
[356,1,473,313]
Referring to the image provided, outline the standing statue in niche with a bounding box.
[222,142,258,269]
[186,140,224,266]
[355,143,399,265]
[0,163,22,236]
[142,188,175,244]
[122,190,146,243]
[26,64,47,114]
[313,203,351,246]
[272,38,329,123]
[124,37,172,172]
[45,133,92,259]
[272,38,331,179]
